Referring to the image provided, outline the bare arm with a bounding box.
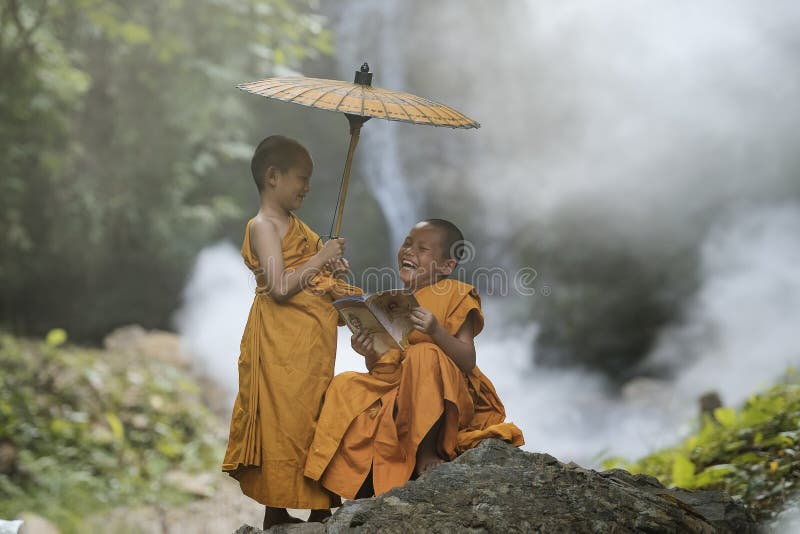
[250,219,344,303]
[410,307,477,373]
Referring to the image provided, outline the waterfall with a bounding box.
[334,0,419,253]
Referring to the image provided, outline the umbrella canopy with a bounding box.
[239,75,479,129]
[239,63,479,237]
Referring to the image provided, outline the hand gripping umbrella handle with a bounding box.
[331,113,370,238]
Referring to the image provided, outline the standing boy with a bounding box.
[223,136,359,528]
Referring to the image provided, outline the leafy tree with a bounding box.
[0,0,332,340]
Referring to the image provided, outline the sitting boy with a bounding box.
[304,219,524,498]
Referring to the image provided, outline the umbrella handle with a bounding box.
[331,114,370,237]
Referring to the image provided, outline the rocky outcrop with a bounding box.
[235,439,756,533]
[103,325,189,368]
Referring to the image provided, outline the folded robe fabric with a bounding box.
[305,279,524,499]
[222,214,360,509]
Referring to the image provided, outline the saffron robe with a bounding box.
[222,214,359,509]
[304,279,524,498]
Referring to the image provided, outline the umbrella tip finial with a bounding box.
[354,62,372,85]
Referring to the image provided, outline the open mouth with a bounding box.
[400,259,417,270]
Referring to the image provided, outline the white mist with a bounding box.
[176,203,800,469]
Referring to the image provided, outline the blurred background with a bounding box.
[3,0,800,532]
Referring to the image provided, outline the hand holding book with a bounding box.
[333,289,419,356]
[350,331,380,359]
[409,306,439,335]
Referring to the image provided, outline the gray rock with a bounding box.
[235,524,322,534]
[0,520,23,534]
[16,513,59,534]
[236,439,756,533]
[103,325,189,368]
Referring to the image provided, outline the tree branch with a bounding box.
[4,0,49,55]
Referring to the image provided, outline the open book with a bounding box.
[333,289,419,355]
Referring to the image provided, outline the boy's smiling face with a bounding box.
[269,154,313,212]
[397,222,456,290]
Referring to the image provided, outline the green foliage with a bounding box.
[603,371,800,519]
[0,0,332,341]
[0,331,225,532]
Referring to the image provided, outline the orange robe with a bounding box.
[222,214,359,509]
[304,279,524,499]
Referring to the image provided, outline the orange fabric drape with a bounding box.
[304,279,523,499]
[222,214,360,509]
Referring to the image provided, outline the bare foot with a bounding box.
[308,509,332,523]
[415,414,445,477]
[263,507,304,530]
[414,449,445,476]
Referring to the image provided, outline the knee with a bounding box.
[328,371,358,391]
[403,343,436,362]
[404,343,451,366]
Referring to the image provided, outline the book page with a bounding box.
[366,290,419,348]
[333,297,401,354]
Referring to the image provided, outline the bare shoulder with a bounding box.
[250,216,280,241]
[247,217,285,265]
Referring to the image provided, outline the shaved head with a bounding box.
[251,135,311,191]
[422,218,466,263]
